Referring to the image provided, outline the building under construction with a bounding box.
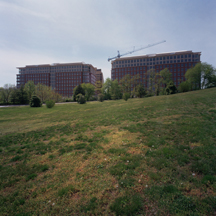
[111,50,201,88]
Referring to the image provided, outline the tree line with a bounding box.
[99,62,216,101]
[0,62,215,105]
[0,81,61,105]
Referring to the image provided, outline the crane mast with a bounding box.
[108,40,166,62]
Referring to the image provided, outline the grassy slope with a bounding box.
[0,88,216,215]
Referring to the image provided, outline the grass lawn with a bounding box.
[0,88,216,215]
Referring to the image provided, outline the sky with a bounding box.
[0,0,216,87]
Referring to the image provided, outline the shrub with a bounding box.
[30,95,42,107]
[97,94,104,102]
[76,93,86,104]
[73,84,85,102]
[45,100,55,108]
[178,81,191,93]
[123,93,130,101]
[166,81,177,95]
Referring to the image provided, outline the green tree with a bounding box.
[201,63,216,88]
[81,83,95,101]
[24,81,35,101]
[0,84,15,104]
[35,83,53,102]
[95,80,102,94]
[73,84,85,102]
[135,84,146,98]
[147,69,156,95]
[30,95,42,107]
[110,79,122,100]
[178,81,191,93]
[11,85,29,104]
[131,74,141,97]
[120,74,132,95]
[160,68,172,88]
[185,63,202,90]
[102,78,112,100]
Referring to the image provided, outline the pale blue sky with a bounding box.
[0,0,215,87]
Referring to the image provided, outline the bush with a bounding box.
[45,100,55,108]
[123,93,130,101]
[178,81,191,93]
[98,94,104,102]
[76,93,86,104]
[73,84,85,102]
[30,95,42,107]
[166,81,177,95]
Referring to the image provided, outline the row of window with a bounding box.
[114,54,199,64]
[114,60,198,68]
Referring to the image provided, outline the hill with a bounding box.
[0,88,216,215]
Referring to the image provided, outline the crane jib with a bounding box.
[107,40,166,62]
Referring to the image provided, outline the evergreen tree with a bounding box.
[73,84,85,101]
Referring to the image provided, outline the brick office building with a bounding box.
[96,69,104,84]
[111,50,201,88]
[17,62,101,97]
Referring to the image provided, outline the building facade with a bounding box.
[111,50,201,88]
[17,62,101,97]
[96,69,104,84]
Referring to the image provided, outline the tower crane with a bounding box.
[107,40,166,62]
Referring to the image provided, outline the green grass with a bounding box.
[0,88,216,215]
